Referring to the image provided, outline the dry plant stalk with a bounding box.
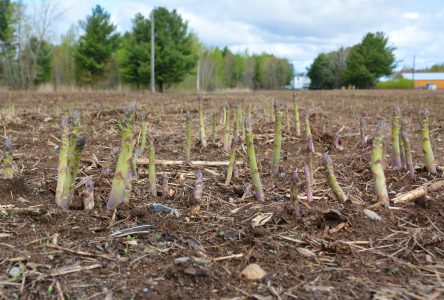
[393,180,444,204]
[323,153,347,202]
[139,112,147,155]
[371,121,389,206]
[245,118,265,202]
[211,112,217,144]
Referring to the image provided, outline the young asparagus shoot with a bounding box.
[124,169,133,205]
[0,139,14,179]
[139,112,147,155]
[194,170,204,201]
[293,92,301,136]
[359,113,367,148]
[400,120,415,180]
[162,173,169,198]
[271,101,282,176]
[245,118,265,202]
[371,121,389,206]
[223,106,231,151]
[101,146,120,177]
[238,101,245,139]
[304,110,315,153]
[287,170,301,216]
[399,135,406,170]
[55,117,70,204]
[211,112,217,144]
[107,102,136,209]
[304,164,313,203]
[391,106,401,169]
[147,130,157,196]
[420,108,437,174]
[323,153,347,202]
[185,112,192,161]
[225,136,239,185]
[60,136,86,209]
[190,170,204,216]
[333,126,344,151]
[82,178,94,210]
[223,104,227,126]
[199,98,207,148]
[284,104,291,133]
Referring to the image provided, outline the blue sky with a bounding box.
[34,0,444,72]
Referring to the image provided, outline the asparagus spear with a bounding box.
[147,130,157,196]
[225,136,238,185]
[323,153,347,202]
[162,174,169,199]
[82,178,94,210]
[101,146,120,177]
[139,112,147,155]
[185,112,192,161]
[107,102,136,209]
[420,108,437,174]
[245,118,265,202]
[391,106,401,169]
[0,139,13,179]
[271,101,282,176]
[400,120,415,180]
[211,112,217,144]
[371,121,389,206]
[304,164,313,203]
[304,110,315,153]
[55,117,70,205]
[199,98,207,148]
[359,113,366,148]
[287,170,301,216]
[293,92,301,136]
[60,136,86,209]
[191,170,203,216]
[223,106,231,151]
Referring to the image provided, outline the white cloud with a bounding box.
[50,0,444,71]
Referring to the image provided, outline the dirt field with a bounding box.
[1,90,444,299]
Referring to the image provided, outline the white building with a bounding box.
[293,74,311,89]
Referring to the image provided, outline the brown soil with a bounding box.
[1,90,443,299]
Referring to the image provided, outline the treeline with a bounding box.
[307,32,396,89]
[0,1,293,91]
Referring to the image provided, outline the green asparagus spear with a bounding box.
[199,98,207,148]
[107,102,136,209]
[371,121,389,206]
[147,130,157,196]
[225,136,238,185]
[391,106,401,169]
[245,118,265,202]
[323,153,347,202]
[185,112,192,161]
[420,108,437,174]
[271,101,282,176]
[293,92,301,136]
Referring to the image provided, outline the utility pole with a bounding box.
[150,9,155,93]
[196,59,200,92]
[412,55,416,89]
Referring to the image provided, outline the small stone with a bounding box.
[143,288,149,293]
[240,263,267,281]
[174,257,190,265]
[9,266,21,278]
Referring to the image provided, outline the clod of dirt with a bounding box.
[240,263,267,281]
